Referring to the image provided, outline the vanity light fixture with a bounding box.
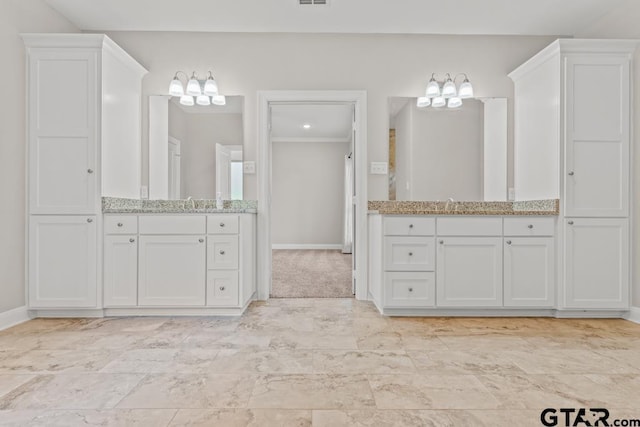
[169,70,225,106]
[419,73,474,109]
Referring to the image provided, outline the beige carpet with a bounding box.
[271,249,354,298]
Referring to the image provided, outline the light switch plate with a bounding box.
[243,161,256,174]
[370,162,388,175]
[140,185,149,199]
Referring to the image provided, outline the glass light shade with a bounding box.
[196,95,211,106]
[203,78,219,96]
[426,79,440,97]
[186,78,201,96]
[447,97,462,108]
[458,80,474,99]
[416,97,430,108]
[431,96,446,108]
[212,95,226,106]
[179,95,194,106]
[169,78,184,97]
[442,80,457,98]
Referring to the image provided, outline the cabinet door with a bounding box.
[504,237,554,307]
[29,50,97,214]
[563,218,629,309]
[207,271,239,307]
[104,235,138,307]
[138,235,206,306]
[565,56,630,217]
[29,215,97,308]
[436,237,502,307]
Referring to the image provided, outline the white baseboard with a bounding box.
[272,244,343,250]
[0,306,30,331]
[626,306,640,324]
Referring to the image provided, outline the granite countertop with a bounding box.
[368,199,559,216]
[102,197,257,214]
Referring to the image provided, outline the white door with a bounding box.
[168,137,181,200]
[564,56,630,217]
[104,235,138,307]
[436,237,503,307]
[28,51,97,214]
[29,215,97,308]
[503,237,554,307]
[138,235,206,306]
[216,143,231,199]
[563,218,629,309]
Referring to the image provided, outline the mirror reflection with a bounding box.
[388,97,507,202]
[149,95,244,200]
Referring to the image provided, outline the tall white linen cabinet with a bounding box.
[510,39,636,314]
[23,34,147,310]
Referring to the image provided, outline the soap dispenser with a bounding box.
[216,192,223,210]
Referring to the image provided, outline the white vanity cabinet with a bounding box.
[503,218,555,308]
[510,39,634,314]
[436,217,503,307]
[23,34,147,312]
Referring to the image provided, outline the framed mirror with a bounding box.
[388,97,507,201]
[149,95,245,200]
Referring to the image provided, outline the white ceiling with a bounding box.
[45,0,624,36]
[271,104,352,141]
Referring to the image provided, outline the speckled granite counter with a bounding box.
[368,199,559,216]
[102,197,257,214]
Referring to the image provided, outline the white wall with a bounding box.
[576,0,640,307]
[101,32,557,202]
[0,0,78,315]
[272,140,350,245]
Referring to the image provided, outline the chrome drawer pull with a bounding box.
[117,222,123,227]
[87,218,93,223]
[408,287,413,292]
[506,240,512,245]
[219,286,225,291]
[220,223,225,228]
[568,221,574,225]
[199,238,204,243]
[408,252,413,256]
[409,224,414,229]
[129,238,135,243]
[220,250,225,255]
[527,224,534,229]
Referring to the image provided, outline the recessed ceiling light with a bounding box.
[303,124,311,129]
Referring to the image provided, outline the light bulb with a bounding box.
[203,77,218,96]
[432,96,446,108]
[196,95,211,106]
[179,95,194,106]
[458,79,474,99]
[212,95,226,106]
[186,75,201,96]
[169,77,184,97]
[447,97,462,108]
[416,97,430,108]
[426,76,440,98]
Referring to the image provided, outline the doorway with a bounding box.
[257,91,368,301]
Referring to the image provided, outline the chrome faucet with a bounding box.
[445,198,454,211]
[186,196,195,210]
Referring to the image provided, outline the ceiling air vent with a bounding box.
[299,0,328,5]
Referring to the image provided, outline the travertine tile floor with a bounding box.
[0,299,639,426]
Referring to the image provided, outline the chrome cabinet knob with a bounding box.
[219,286,225,291]
[117,222,123,227]
[129,238,135,243]
[408,287,413,292]
[408,252,413,256]
[439,240,444,244]
[219,223,225,228]
[220,250,225,255]
[568,221,574,225]
[527,224,534,229]
[568,171,574,176]
[409,224,414,229]
[506,240,512,245]
[87,169,94,174]
[199,238,204,243]
[87,218,93,223]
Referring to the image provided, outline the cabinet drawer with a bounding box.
[207,271,239,307]
[503,217,555,236]
[139,215,206,235]
[207,235,239,269]
[384,272,435,308]
[384,236,435,271]
[208,215,239,234]
[104,215,138,235]
[436,217,502,236]
[383,216,435,236]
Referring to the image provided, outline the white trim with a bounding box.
[0,306,31,331]
[257,90,367,301]
[271,137,351,144]
[626,306,640,324]
[272,244,343,250]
